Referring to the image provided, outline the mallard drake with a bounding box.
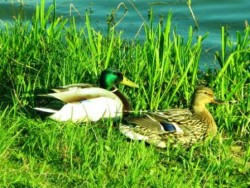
[119,86,223,148]
[34,68,138,123]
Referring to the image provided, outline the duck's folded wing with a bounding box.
[148,109,203,135]
[148,109,192,123]
[39,87,118,103]
[52,83,93,93]
[120,114,175,140]
[124,115,165,132]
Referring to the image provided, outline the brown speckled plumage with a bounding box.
[119,86,223,148]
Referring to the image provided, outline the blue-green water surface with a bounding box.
[0,0,249,67]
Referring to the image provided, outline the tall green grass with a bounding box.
[0,0,249,187]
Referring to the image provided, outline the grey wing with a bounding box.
[124,115,165,133]
[52,83,94,93]
[120,115,167,146]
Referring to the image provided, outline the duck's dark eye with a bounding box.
[203,91,213,97]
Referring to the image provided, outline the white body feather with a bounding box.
[35,88,124,122]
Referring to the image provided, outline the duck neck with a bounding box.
[192,104,217,137]
[113,89,132,112]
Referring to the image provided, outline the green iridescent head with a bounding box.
[100,68,138,90]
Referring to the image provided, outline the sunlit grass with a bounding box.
[0,0,249,187]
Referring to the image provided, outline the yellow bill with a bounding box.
[121,76,139,88]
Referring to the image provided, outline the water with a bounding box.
[0,0,249,67]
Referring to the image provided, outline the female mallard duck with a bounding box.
[119,86,223,148]
[34,68,138,123]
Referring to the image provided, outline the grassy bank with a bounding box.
[0,1,249,187]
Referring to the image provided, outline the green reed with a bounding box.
[212,26,250,133]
